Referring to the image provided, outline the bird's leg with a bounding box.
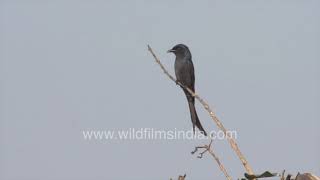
[175,79,180,85]
[175,80,185,89]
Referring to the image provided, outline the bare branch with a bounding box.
[191,140,231,180]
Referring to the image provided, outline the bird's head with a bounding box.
[167,44,191,58]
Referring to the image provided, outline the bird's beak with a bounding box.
[167,49,175,53]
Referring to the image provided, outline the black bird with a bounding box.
[167,44,207,136]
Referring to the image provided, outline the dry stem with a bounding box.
[191,140,232,180]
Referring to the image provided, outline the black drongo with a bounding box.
[168,44,207,136]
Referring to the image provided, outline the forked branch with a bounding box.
[192,140,231,180]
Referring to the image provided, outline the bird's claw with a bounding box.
[175,80,180,85]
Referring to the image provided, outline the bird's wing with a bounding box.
[189,60,195,92]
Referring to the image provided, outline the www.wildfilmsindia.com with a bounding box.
[82,128,237,141]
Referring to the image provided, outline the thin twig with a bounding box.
[147,45,255,176]
[192,140,232,180]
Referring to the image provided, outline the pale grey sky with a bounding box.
[0,0,319,180]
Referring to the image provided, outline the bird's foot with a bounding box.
[175,80,180,85]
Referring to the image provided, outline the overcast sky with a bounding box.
[1,0,319,180]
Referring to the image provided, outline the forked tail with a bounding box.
[187,99,207,136]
